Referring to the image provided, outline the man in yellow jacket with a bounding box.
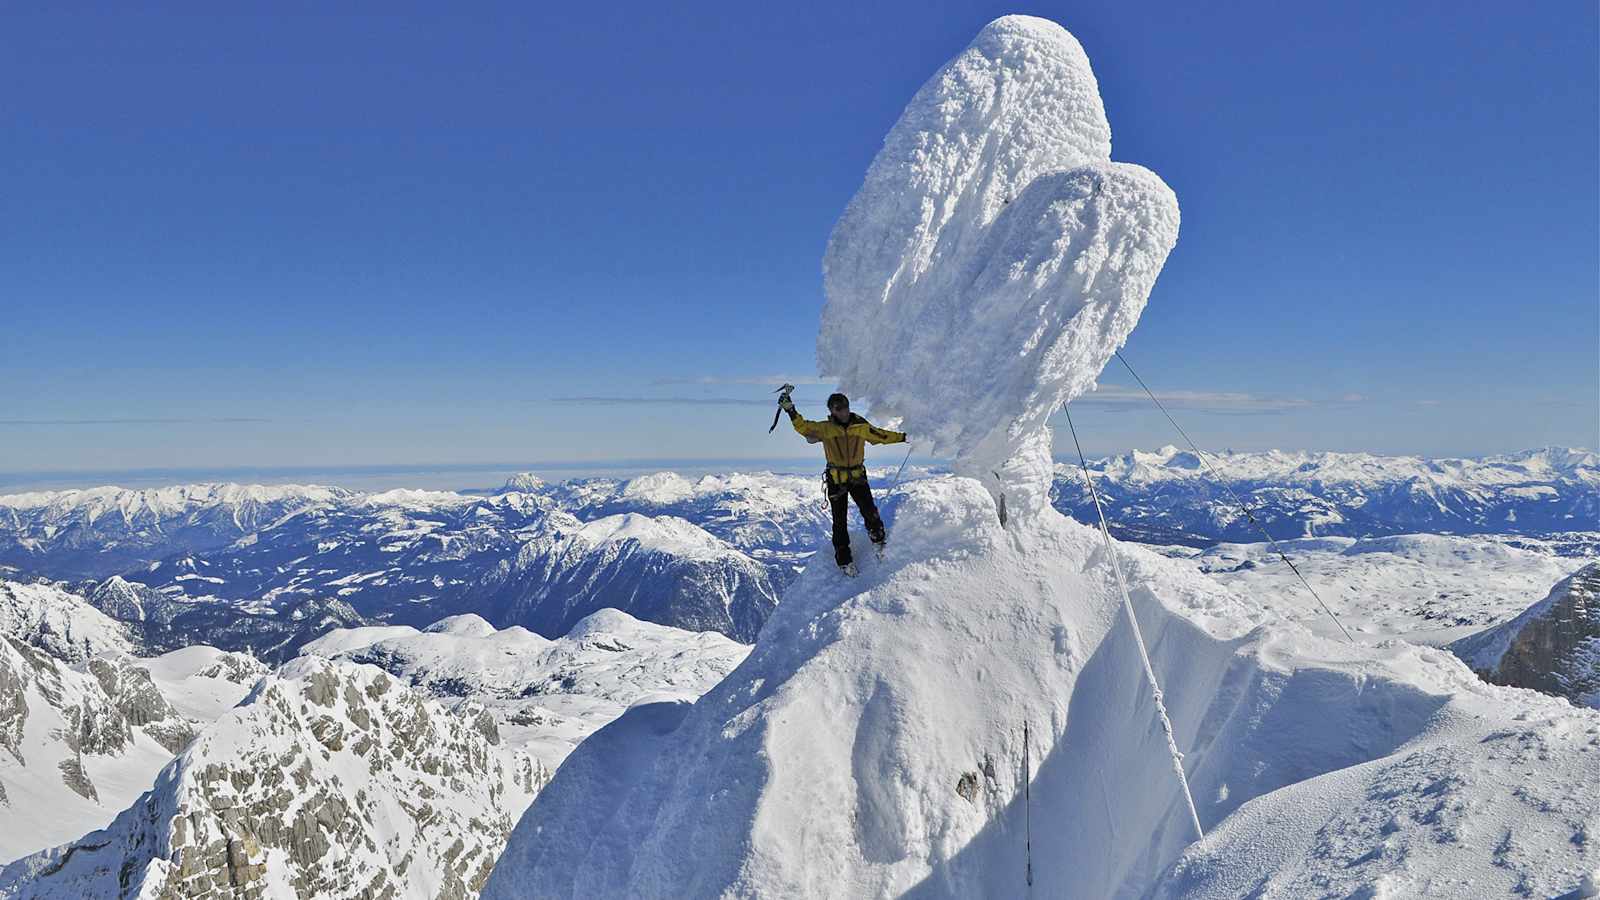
[780,391,907,574]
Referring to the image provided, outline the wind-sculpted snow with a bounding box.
[0,657,547,899]
[485,477,1600,898]
[819,15,1178,516]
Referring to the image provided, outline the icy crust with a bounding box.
[483,477,1600,898]
[819,15,1178,515]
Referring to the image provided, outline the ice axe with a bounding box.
[767,383,796,433]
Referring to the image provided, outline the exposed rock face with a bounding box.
[0,657,549,899]
[0,635,194,860]
[86,658,197,753]
[1452,563,1600,708]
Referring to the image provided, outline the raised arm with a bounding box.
[787,408,825,441]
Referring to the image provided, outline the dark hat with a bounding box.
[826,393,850,410]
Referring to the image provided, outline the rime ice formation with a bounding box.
[818,14,1179,517]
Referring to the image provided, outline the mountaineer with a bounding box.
[780,391,906,576]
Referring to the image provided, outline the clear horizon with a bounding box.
[2,443,1592,496]
[6,3,1596,473]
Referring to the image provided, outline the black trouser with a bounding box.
[829,475,885,566]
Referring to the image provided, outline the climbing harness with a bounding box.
[1112,350,1355,644]
[1065,405,1206,846]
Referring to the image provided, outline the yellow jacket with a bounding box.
[788,410,906,482]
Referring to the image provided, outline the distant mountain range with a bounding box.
[1051,446,1597,545]
[0,447,1590,660]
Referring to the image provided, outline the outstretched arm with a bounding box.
[855,420,907,444]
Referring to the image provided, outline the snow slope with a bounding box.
[302,608,750,768]
[0,656,548,899]
[484,15,1599,899]
[0,587,261,865]
[138,645,267,723]
[485,478,1600,898]
[1187,532,1590,645]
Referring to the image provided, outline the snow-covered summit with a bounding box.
[572,513,733,561]
[820,14,1179,515]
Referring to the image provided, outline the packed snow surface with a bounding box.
[819,15,1178,514]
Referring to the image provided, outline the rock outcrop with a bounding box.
[0,657,548,899]
[1452,563,1600,708]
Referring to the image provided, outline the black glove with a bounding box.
[778,394,796,413]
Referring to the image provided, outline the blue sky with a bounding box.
[4,1,1596,482]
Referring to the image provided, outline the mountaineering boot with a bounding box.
[840,561,858,577]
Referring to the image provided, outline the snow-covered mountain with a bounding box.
[0,634,209,862]
[459,513,777,642]
[0,656,547,898]
[0,578,273,862]
[2,486,780,649]
[484,16,1600,899]
[0,483,342,579]
[519,471,831,577]
[1052,445,1598,545]
[303,608,751,768]
[0,580,134,662]
[1452,563,1600,709]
